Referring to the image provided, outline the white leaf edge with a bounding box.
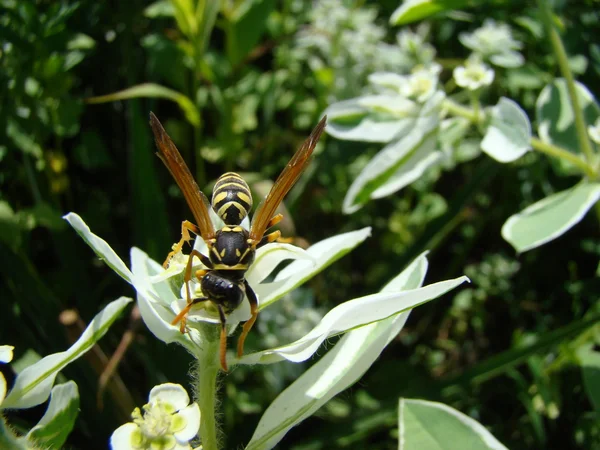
[398,399,508,450]
[245,252,441,449]
[25,381,79,447]
[501,182,600,253]
[481,97,532,163]
[1,297,131,409]
[255,227,372,310]
[64,213,133,283]
[342,92,443,214]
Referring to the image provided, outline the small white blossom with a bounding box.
[459,19,524,68]
[453,58,495,91]
[588,118,600,144]
[0,345,14,406]
[111,383,201,450]
[400,65,441,103]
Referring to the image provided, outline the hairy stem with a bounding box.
[194,332,221,450]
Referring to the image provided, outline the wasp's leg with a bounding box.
[171,296,209,333]
[172,249,214,333]
[237,279,259,358]
[182,249,213,302]
[266,213,283,229]
[258,230,282,248]
[217,304,229,372]
[164,220,201,268]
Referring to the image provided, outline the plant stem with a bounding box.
[537,0,595,164]
[443,99,478,123]
[531,137,596,178]
[194,337,221,450]
[443,99,597,179]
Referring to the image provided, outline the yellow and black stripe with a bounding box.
[212,172,253,225]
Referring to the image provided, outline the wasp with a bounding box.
[149,113,327,371]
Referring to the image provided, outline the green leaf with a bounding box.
[1,297,131,409]
[502,183,600,253]
[18,203,66,232]
[245,253,431,450]
[24,382,79,449]
[196,0,220,56]
[6,119,43,158]
[536,79,600,167]
[481,97,531,163]
[53,98,83,137]
[86,83,200,127]
[224,0,276,66]
[170,0,197,38]
[0,201,21,251]
[144,0,174,18]
[443,313,600,390]
[398,399,507,449]
[390,0,471,26]
[578,346,600,413]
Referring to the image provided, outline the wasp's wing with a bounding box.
[249,116,327,243]
[150,112,216,241]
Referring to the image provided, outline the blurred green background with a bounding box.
[1,0,600,448]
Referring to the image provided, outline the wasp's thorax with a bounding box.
[209,226,255,269]
[212,172,253,225]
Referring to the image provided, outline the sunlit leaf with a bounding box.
[536,79,600,161]
[342,92,444,213]
[1,297,131,409]
[481,97,531,163]
[86,83,200,127]
[245,253,432,449]
[390,0,472,25]
[238,275,468,365]
[64,213,134,283]
[502,183,600,253]
[398,399,507,449]
[254,228,372,310]
[25,382,79,449]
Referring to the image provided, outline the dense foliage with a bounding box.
[1,0,600,449]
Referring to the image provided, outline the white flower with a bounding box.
[400,65,441,103]
[0,345,14,406]
[66,212,468,370]
[453,58,495,91]
[459,19,524,68]
[111,383,200,450]
[588,117,600,144]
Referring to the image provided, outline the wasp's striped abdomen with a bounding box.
[212,172,253,225]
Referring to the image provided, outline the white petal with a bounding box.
[131,248,193,348]
[110,423,139,450]
[246,243,314,286]
[174,403,201,443]
[149,383,190,410]
[0,373,6,405]
[0,345,14,363]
